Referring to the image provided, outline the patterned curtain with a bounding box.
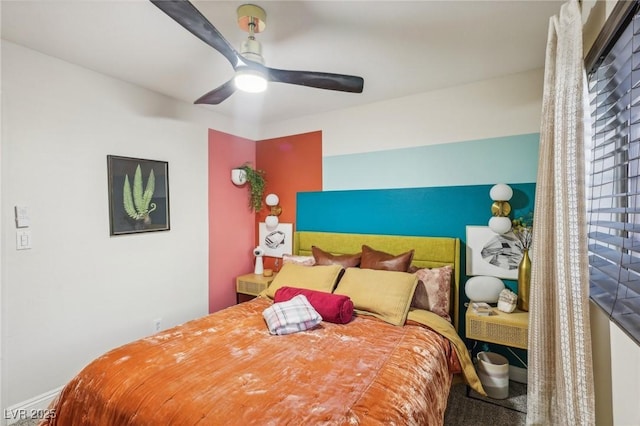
[526,1,595,424]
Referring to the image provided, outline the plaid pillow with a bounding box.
[262,295,322,335]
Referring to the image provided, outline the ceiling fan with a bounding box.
[150,0,365,105]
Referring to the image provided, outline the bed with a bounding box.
[41,231,484,426]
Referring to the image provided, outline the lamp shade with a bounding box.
[265,215,279,230]
[490,184,513,201]
[488,216,512,234]
[265,193,279,206]
[465,276,505,303]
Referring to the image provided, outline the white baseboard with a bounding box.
[510,365,528,384]
[3,386,63,425]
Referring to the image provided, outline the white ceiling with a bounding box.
[1,0,564,125]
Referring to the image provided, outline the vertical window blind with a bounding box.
[588,2,640,346]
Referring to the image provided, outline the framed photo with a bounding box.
[258,222,293,258]
[107,155,170,235]
[466,225,522,279]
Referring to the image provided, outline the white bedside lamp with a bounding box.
[465,276,505,303]
[253,246,265,275]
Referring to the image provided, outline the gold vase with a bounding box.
[517,249,531,312]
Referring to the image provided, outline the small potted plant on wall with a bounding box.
[232,163,266,212]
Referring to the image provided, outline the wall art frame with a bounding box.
[258,222,293,258]
[107,155,170,236]
[466,225,521,279]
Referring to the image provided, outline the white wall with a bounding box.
[0,41,237,413]
[0,35,4,424]
[610,319,640,425]
[257,68,543,156]
[591,300,640,426]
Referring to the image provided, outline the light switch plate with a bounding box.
[16,230,31,250]
[15,205,30,228]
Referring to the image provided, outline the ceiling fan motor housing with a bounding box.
[240,38,264,64]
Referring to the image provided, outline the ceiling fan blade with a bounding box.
[266,68,364,93]
[194,79,237,105]
[150,0,242,68]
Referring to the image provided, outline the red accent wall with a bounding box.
[208,129,323,312]
[208,129,256,313]
[256,131,323,271]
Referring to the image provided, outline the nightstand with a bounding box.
[465,307,529,350]
[465,307,529,412]
[236,273,277,303]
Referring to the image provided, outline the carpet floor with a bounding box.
[445,381,527,425]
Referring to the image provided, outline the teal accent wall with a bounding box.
[323,133,540,190]
[297,183,536,242]
[296,182,535,366]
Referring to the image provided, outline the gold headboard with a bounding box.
[293,231,461,331]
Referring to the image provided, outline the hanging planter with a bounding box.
[232,163,266,212]
[231,168,247,185]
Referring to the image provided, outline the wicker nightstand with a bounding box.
[236,273,277,303]
[465,307,529,350]
[465,307,529,413]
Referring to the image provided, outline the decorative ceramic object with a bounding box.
[497,289,517,313]
[517,249,531,311]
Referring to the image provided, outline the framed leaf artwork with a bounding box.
[107,155,170,235]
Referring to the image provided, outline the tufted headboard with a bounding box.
[293,231,461,331]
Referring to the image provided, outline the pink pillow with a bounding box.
[274,286,354,324]
[282,254,316,266]
[411,266,452,322]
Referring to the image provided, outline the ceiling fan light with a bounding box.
[234,68,267,93]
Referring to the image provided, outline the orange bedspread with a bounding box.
[43,297,455,425]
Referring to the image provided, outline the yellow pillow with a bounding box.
[264,263,344,299]
[333,268,418,326]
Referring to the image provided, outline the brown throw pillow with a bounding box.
[360,245,414,272]
[312,246,361,268]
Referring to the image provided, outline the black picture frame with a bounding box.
[107,155,170,235]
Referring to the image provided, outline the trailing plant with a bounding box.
[237,163,266,212]
[123,164,157,221]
